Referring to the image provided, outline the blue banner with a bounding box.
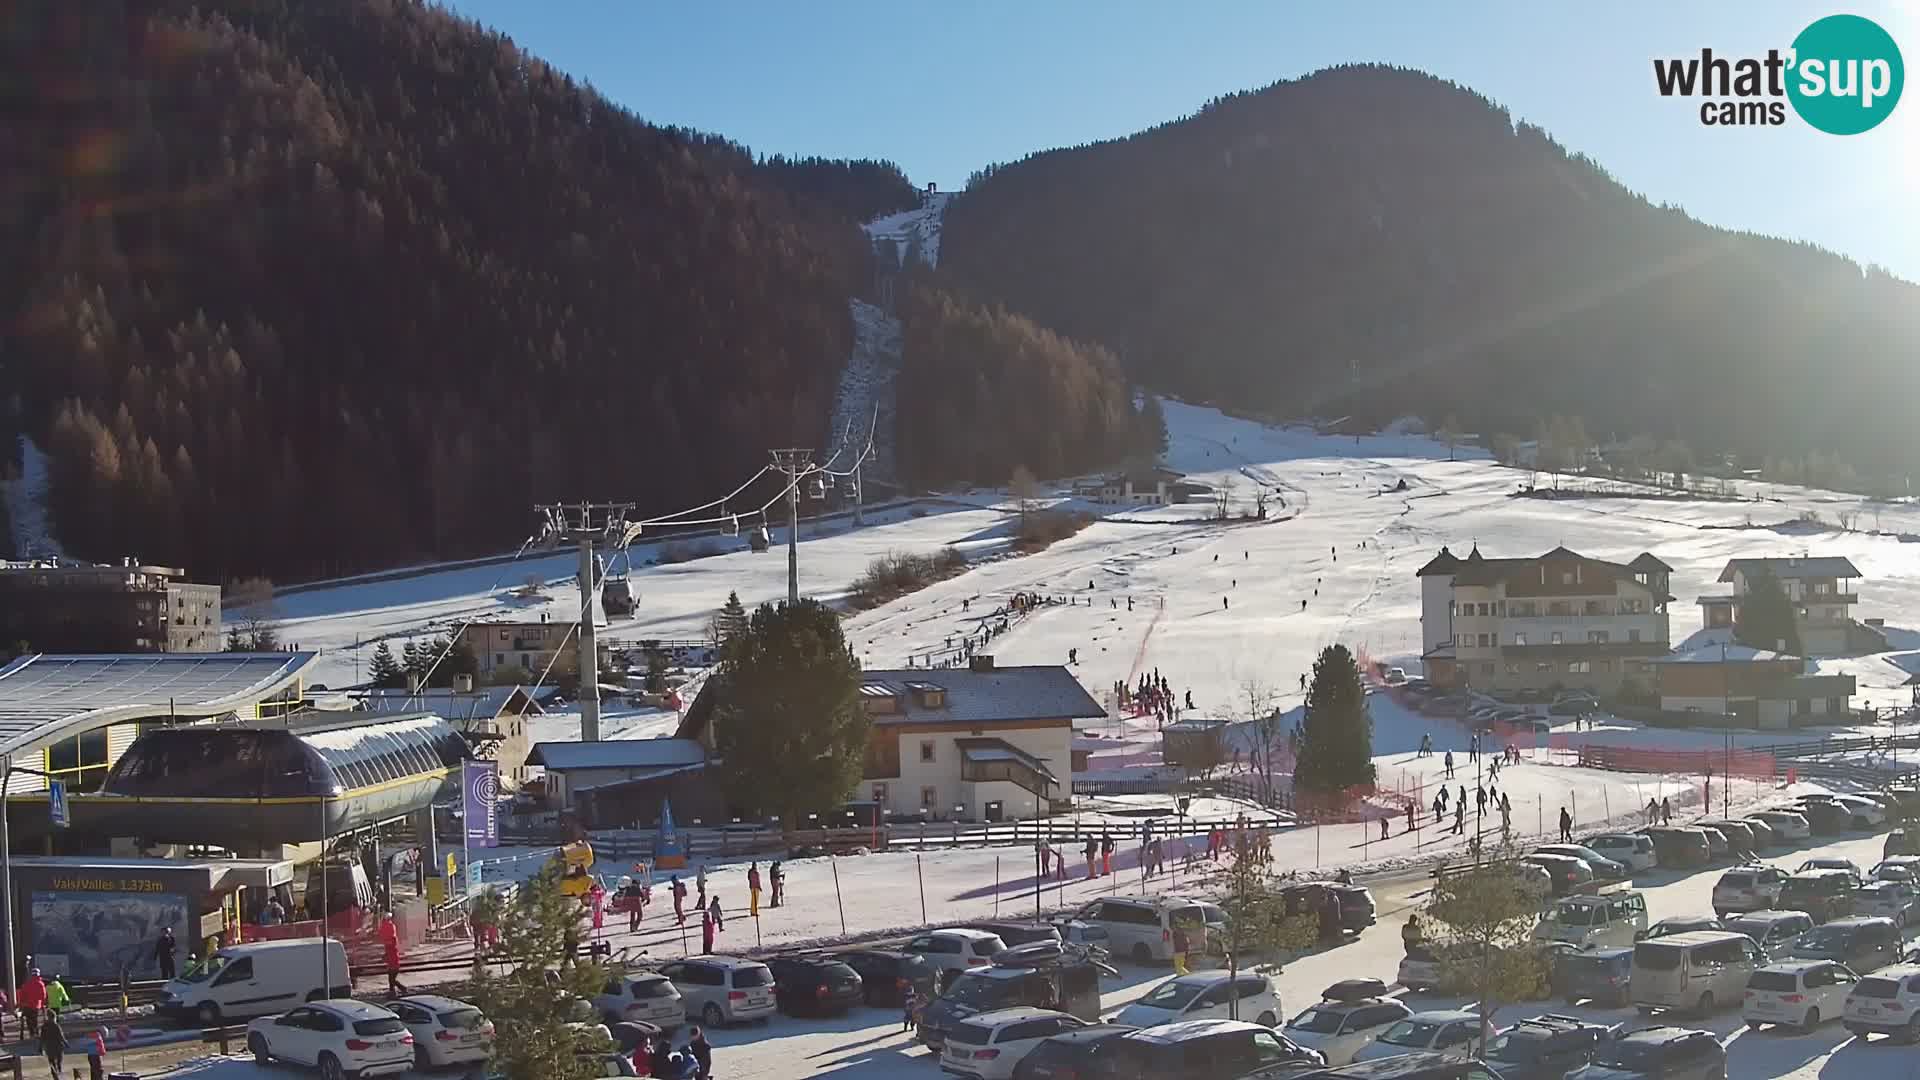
[462,761,499,848]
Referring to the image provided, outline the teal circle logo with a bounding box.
[1787,14,1904,134]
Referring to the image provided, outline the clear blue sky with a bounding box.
[443,1,1918,281]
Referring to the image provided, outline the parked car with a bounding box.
[1534,892,1648,948]
[1295,1053,1508,1079]
[1525,853,1597,896]
[1778,869,1858,923]
[1832,794,1888,829]
[246,1000,415,1080]
[1534,845,1629,881]
[1072,897,1224,965]
[1397,943,1448,993]
[1797,857,1864,885]
[1842,962,1920,1043]
[1740,959,1857,1031]
[1638,916,1724,942]
[1736,816,1776,849]
[904,928,1009,980]
[1723,910,1816,959]
[1280,882,1378,935]
[1870,856,1920,883]
[766,954,864,1016]
[387,995,492,1071]
[1480,1013,1619,1080]
[941,1008,1089,1080]
[918,948,1109,1049]
[1114,971,1283,1030]
[1787,916,1902,972]
[1854,881,1920,927]
[1639,828,1710,869]
[1111,1019,1324,1079]
[1692,826,1731,861]
[1283,983,1411,1066]
[1885,828,1920,859]
[1384,668,1409,686]
[970,921,1065,948]
[1631,931,1765,1014]
[839,948,937,1008]
[1788,800,1849,835]
[657,957,776,1027]
[1009,1024,1136,1080]
[1583,834,1658,873]
[1748,810,1811,841]
[1699,821,1757,856]
[1348,1010,1480,1063]
[1710,865,1789,917]
[161,938,353,1024]
[592,973,686,1029]
[1552,947,1634,1007]
[1565,1026,1725,1080]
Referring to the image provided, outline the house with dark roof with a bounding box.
[523,737,721,828]
[1650,644,1855,729]
[356,683,555,785]
[1096,466,1191,506]
[1417,545,1673,695]
[1697,556,1878,655]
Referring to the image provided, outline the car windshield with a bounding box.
[1726,919,1775,939]
[1593,1042,1660,1069]
[940,975,1016,1008]
[1796,926,1849,950]
[1378,1019,1441,1047]
[1287,1007,1345,1034]
[1485,1033,1546,1062]
[176,953,232,985]
[1547,904,1595,926]
[438,1008,486,1029]
[1139,981,1206,1010]
[353,1018,407,1036]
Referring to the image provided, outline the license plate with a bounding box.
[750,995,769,1006]
[949,1049,970,1060]
[1858,1006,1879,1016]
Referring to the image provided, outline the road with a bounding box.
[94,827,1905,1080]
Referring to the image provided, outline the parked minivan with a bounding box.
[1074,896,1225,965]
[1779,869,1858,923]
[1640,828,1711,869]
[158,938,353,1024]
[1533,892,1647,948]
[1630,930,1765,1015]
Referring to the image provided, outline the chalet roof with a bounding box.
[527,738,707,772]
[1415,547,1461,577]
[1652,644,1804,664]
[1446,547,1675,589]
[1629,553,1675,573]
[856,667,1105,726]
[1718,557,1863,583]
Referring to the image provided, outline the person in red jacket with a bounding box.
[17,968,46,1039]
[378,912,402,994]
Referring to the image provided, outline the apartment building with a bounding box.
[0,558,221,653]
[1697,556,1874,655]
[1418,545,1672,695]
[458,619,611,680]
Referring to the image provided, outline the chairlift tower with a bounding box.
[533,502,638,742]
[768,449,814,605]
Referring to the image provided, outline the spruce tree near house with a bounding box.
[714,599,867,832]
[1295,644,1376,794]
[1734,565,1803,657]
[467,865,610,1080]
[367,641,406,690]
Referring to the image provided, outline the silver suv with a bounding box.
[1711,864,1788,916]
[656,956,776,1027]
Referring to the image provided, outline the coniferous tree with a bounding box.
[718,591,750,648]
[714,599,867,827]
[1295,644,1376,794]
[466,865,611,1080]
[1734,565,1803,656]
[400,641,421,684]
[367,641,406,690]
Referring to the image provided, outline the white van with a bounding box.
[1533,891,1647,948]
[1631,930,1765,1015]
[1073,896,1226,964]
[159,938,353,1024]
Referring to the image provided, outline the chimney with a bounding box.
[407,672,424,694]
[970,655,996,673]
[454,673,475,693]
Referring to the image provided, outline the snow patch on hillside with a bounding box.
[4,436,63,559]
[824,299,903,485]
[865,191,950,269]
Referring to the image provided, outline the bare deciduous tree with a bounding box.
[1239,679,1285,806]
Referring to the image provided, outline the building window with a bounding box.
[1588,630,1610,644]
[1598,660,1613,673]
[1480,663,1494,676]
[1457,634,1468,648]
[1477,633,1490,648]
[1628,629,1641,643]
[494,654,504,666]
[1550,631,1563,645]
[1510,601,1537,617]
[1561,571,1574,585]
[1567,660,1591,673]
[920,786,938,808]
[920,740,936,763]
[872,783,889,804]
[1813,582,1830,595]
[1549,601,1572,616]
[1505,663,1521,675]
[1535,661,1553,673]
[1513,633,1527,646]
[498,630,509,641]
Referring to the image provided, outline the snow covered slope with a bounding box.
[3,435,63,559]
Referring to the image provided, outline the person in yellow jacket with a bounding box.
[44,975,71,1016]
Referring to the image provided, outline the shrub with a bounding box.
[1014,509,1091,553]
[849,548,969,608]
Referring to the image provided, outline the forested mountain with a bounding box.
[2,0,886,580]
[896,282,1148,489]
[940,65,1920,477]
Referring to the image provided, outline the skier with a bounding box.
[695,863,708,911]
[1558,806,1574,843]
[1500,793,1512,834]
[155,926,177,981]
[1100,833,1116,877]
[1299,673,1307,691]
[670,875,687,925]
[1443,750,1454,779]
[1185,690,1194,710]
[1475,786,1486,818]
[708,894,724,932]
[747,862,762,917]
[1083,837,1099,879]
[1646,797,1659,825]
[1214,554,1218,562]
[1379,818,1389,841]
[1405,803,1415,834]
[700,908,715,954]
[1244,551,1248,560]
[1223,597,1229,610]
[770,860,784,908]
[1661,797,1673,825]
[1432,793,1443,825]
[1452,801,1465,835]
[1301,599,1307,611]
[1127,597,1134,611]
[1068,648,1077,665]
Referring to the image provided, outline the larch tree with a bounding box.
[1424,842,1553,1048]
